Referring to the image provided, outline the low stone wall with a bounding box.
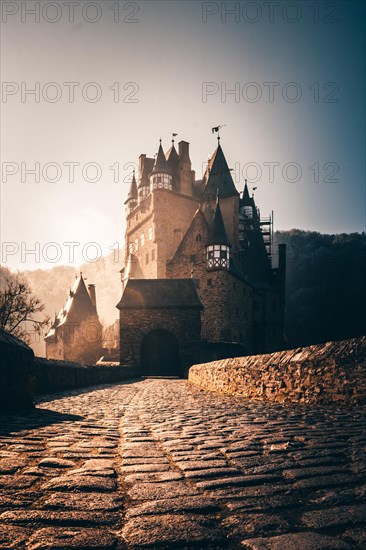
[0,328,34,412]
[33,358,139,395]
[189,336,366,405]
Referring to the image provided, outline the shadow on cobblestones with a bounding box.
[0,380,365,549]
[0,409,84,436]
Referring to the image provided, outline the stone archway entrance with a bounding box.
[141,330,180,377]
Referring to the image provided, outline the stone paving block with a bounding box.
[127,480,200,501]
[121,457,169,465]
[282,465,345,480]
[124,471,183,484]
[241,532,354,549]
[121,513,226,547]
[0,510,115,526]
[125,495,220,518]
[301,503,366,529]
[177,459,229,470]
[41,492,122,511]
[121,463,171,474]
[0,457,28,474]
[292,473,357,490]
[183,467,240,479]
[26,527,118,549]
[196,474,282,490]
[0,525,30,549]
[222,512,291,538]
[225,493,301,513]
[342,528,366,548]
[42,475,117,492]
[38,458,76,468]
[0,474,38,489]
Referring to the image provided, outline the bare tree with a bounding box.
[0,269,50,344]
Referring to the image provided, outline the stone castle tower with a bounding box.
[117,137,286,376]
[45,274,103,364]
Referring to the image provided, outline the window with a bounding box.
[152,173,172,190]
[190,254,196,263]
[129,243,133,254]
[196,234,202,242]
[151,249,155,261]
[148,227,153,240]
[244,206,253,219]
[207,244,229,269]
[145,253,149,264]
[140,233,145,247]
[134,239,139,251]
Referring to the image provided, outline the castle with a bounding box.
[117,137,286,376]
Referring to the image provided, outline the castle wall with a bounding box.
[189,336,366,405]
[125,191,199,278]
[46,317,102,364]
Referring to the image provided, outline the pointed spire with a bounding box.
[206,196,231,247]
[204,143,238,198]
[240,178,257,210]
[150,142,171,175]
[242,179,251,203]
[127,170,138,199]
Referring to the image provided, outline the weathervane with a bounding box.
[172,132,178,144]
[211,124,227,142]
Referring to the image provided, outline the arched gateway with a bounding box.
[141,329,179,376]
[117,279,203,377]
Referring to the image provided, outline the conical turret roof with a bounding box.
[150,142,171,176]
[240,181,255,208]
[206,197,231,247]
[125,171,138,204]
[203,144,239,198]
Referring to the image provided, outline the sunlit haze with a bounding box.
[1,0,365,271]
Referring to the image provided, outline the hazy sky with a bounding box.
[1,0,365,270]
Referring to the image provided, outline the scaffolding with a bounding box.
[259,210,274,264]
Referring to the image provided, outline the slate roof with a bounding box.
[125,171,138,203]
[203,144,239,198]
[240,181,256,211]
[207,199,231,247]
[117,279,203,310]
[150,143,171,176]
[44,274,97,340]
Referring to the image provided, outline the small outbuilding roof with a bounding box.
[117,279,203,310]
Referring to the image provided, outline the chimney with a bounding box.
[138,154,146,180]
[178,141,192,195]
[88,284,97,309]
[178,140,190,161]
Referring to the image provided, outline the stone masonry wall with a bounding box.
[120,307,202,374]
[189,336,366,405]
[33,358,138,396]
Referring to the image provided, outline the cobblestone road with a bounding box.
[0,379,366,549]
